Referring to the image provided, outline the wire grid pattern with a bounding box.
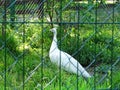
[0,0,120,90]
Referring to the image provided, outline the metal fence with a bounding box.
[0,0,120,90]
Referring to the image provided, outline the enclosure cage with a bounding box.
[0,0,120,90]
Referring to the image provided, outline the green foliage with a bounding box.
[0,26,20,56]
[0,19,119,66]
[0,23,120,89]
[0,51,119,89]
[55,24,120,66]
[112,71,120,89]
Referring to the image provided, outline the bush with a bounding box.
[56,25,120,66]
[0,23,119,66]
[0,26,19,56]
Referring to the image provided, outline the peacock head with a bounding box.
[50,28,57,34]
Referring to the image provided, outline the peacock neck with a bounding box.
[53,32,58,46]
[50,32,58,52]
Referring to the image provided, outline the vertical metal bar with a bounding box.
[3,0,7,89]
[10,0,15,28]
[94,0,98,90]
[41,24,43,90]
[22,1,26,90]
[41,1,44,90]
[59,0,62,90]
[110,0,115,89]
[38,0,43,18]
[22,23,25,90]
[76,3,80,90]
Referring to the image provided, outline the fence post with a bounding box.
[2,0,7,89]
[38,0,44,19]
[10,0,15,28]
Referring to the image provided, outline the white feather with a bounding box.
[49,28,91,78]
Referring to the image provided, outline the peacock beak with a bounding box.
[50,28,54,32]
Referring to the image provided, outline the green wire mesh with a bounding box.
[0,0,120,90]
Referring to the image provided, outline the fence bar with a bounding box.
[3,0,7,90]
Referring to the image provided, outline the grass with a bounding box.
[0,23,120,90]
[0,48,120,90]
